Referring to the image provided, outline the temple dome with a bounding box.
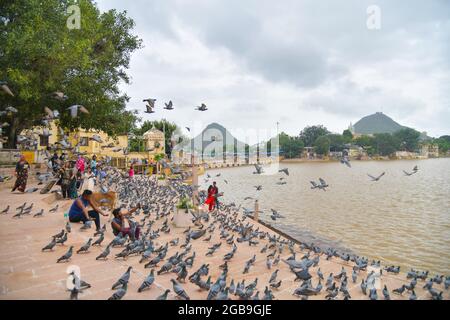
[143,126,164,140]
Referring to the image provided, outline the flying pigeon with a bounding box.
[89,135,103,143]
[340,156,351,168]
[164,101,174,110]
[368,172,385,181]
[52,91,68,101]
[143,98,156,114]
[195,103,208,111]
[68,105,89,118]
[0,81,14,97]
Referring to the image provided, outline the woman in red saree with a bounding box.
[12,155,30,193]
[205,181,218,212]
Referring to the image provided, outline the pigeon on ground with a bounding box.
[96,244,112,260]
[42,237,57,251]
[111,267,132,290]
[156,289,171,300]
[77,238,92,254]
[57,246,74,263]
[138,269,155,293]
[171,279,190,300]
[108,283,128,300]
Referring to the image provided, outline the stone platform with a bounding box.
[0,176,448,300]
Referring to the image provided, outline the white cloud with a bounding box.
[97,0,450,140]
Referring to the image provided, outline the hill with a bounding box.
[174,122,247,153]
[353,112,405,134]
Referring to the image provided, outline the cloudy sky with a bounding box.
[96,0,450,142]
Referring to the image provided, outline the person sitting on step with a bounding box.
[68,190,108,231]
[111,205,141,241]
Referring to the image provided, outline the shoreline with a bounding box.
[0,173,448,300]
[202,157,450,276]
[200,156,449,171]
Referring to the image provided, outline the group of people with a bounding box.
[12,152,219,240]
[67,189,141,239]
[11,152,105,199]
[54,154,107,200]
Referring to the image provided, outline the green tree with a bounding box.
[434,135,450,154]
[279,132,304,159]
[393,128,420,152]
[327,134,346,152]
[373,133,400,156]
[342,129,353,143]
[354,135,376,156]
[0,0,142,147]
[299,125,330,147]
[314,135,331,155]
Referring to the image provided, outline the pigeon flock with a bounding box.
[2,161,447,301]
[142,97,208,115]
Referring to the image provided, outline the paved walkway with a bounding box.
[0,174,448,300]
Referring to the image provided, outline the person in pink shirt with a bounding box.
[76,155,85,173]
[128,164,134,178]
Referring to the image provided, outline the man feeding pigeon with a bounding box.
[111,205,141,241]
[67,190,108,231]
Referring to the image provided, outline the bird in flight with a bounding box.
[68,105,89,118]
[253,164,263,174]
[52,91,68,101]
[44,107,60,120]
[403,165,418,176]
[340,156,351,168]
[195,103,208,111]
[143,98,156,114]
[0,81,14,97]
[367,172,385,181]
[310,178,329,191]
[164,101,174,110]
[279,168,289,176]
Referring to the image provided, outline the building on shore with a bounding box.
[420,143,439,158]
[15,122,165,167]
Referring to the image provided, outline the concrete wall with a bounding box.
[0,149,20,165]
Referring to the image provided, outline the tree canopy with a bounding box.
[373,133,400,156]
[434,135,450,154]
[393,128,420,152]
[314,135,331,155]
[299,125,330,147]
[279,132,304,158]
[0,0,142,147]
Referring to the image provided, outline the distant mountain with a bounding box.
[175,122,247,153]
[353,112,405,134]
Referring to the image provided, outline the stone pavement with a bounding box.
[0,176,448,300]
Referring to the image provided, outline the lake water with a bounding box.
[201,158,450,275]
